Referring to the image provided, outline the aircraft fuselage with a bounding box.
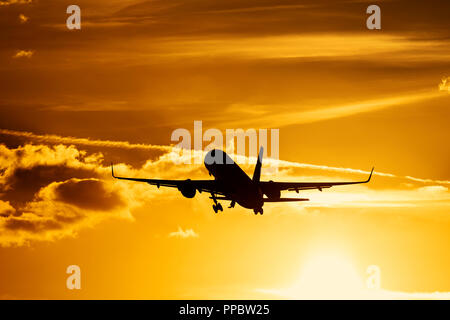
[204,149,263,210]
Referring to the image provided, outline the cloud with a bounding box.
[439,76,450,92]
[223,89,447,128]
[4,164,99,205]
[13,50,34,59]
[2,128,449,186]
[153,34,448,61]
[0,128,448,245]
[18,14,29,23]
[0,144,102,201]
[0,177,135,246]
[0,0,32,6]
[405,176,450,185]
[0,141,205,246]
[417,185,448,193]
[168,226,199,239]
[54,178,126,211]
[0,200,15,217]
[300,186,450,209]
[111,1,449,40]
[0,143,144,246]
[0,128,170,152]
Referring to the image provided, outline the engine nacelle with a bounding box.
[263,180,281,200]
[178,179,196,198]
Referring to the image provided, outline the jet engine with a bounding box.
[178,179,196,198]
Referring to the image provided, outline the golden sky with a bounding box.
[0,0,449,299]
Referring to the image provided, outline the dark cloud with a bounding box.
[3,164,98,205]
[0,130,165,168]
[112,0,450,37]
[0,0,448,54]
[4,217,61,233]
[0,200,15,217]
[0,143,139,246]
[54,179,125,211]
[1,178,124,235]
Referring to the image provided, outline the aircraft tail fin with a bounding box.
[252,146,264,183]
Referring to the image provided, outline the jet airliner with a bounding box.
[112,147,374,215]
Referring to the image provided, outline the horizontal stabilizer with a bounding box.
[210,196,309,202]
[263,198,309,202]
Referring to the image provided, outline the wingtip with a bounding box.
[368,166,375,181]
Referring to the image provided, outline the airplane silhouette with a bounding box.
[111,147,374,215]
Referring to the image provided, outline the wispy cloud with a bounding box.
[168,226,199,239]
[224,89,447,128]
[144,34,448,60]
[439,76,450,92]
[2,128,449,187]
[0,128,170,152]
[18,14,29,23]
[204,3,310,14]
[0,0,32,6]
[301,185,450,209]
[404,175,450,185]
[13,50,34,59]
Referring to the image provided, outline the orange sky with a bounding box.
[0,0,449,299]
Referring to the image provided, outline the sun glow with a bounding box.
[288,252,365,299]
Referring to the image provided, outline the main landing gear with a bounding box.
[211,193,223,213]
[213,203,223,213]
[253,208,263,215]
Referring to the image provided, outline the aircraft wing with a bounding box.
[111,164,224,195]
[260,167,374,193]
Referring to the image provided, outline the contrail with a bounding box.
[0,128,171,151]
[267,158,449,185]
[1,128,448,185]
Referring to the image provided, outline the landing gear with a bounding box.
[228,200,235,208]
[213,203,223,213]
[253,208,263,215]
[211,193,223,213]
